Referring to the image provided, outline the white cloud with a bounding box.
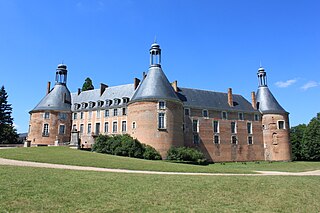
[301,81,319,90]
[275,79,297,88]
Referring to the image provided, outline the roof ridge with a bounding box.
[180,87,243,96]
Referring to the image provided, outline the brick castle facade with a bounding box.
[27,42,291,162]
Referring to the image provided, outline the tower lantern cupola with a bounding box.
[257,66,267,87]
[150,42,161,67]
[55,64,68,85]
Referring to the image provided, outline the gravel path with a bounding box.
[0,157,319,176]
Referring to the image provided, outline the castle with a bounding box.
[27,42,291,162]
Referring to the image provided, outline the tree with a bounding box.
[290,124,307,161]
[302,113,320,161]
[0,86,18,144]
[82,77,94,91]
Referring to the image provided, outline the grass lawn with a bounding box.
[0,165,319,212]
[0,146,320,173]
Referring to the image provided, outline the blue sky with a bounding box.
[0,0,319,133]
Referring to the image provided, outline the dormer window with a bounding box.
[74,103,80,110]
[158,101,166,109]
[81,102,87,109]
[89,101,95,108]
[123,97,130,104]
[97,100,104,108]
[106,99,113,106]
[114,98,121,105]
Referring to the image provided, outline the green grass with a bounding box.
[1,146,320,173]
[0,165,319,212]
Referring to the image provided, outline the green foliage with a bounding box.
[291,112,320,161]
[81,77,94,91]
[290,124,307,161]
[142,144,162,160]
[0,85,18,144]
[92,134,161,160]
[302,113,320,161]
[167,146,207,164]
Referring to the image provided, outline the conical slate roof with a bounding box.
[131,66,180,102]
[30,84,71,113]
[256,86,287,114]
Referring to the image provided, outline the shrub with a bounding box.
[167,147,207,165]
[92,134,161,160]
[143,144,162,160]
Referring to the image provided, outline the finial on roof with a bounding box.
[154,35,157,43]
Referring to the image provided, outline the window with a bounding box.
[122,121,127,132]
[72,124,77,131]
[80,112,84,119]
[231,136,237,144]
[28,125,31,133]
[222,111,228,120]
[44,112,50,119]
[89,101,95,108]
[231,122,237,134]
[214,135,220,144]
[113,108,118,116]
[158,113,165,129]
[123,97,129,104]
[122,108,127,116]
[104,122,109,133]
[95,123,100,135]
[203,109,208,118]
[192,120,199,132]
[73,113,77,120]
[88,111,92,119]
[114,99,121,105]
[254,114,260,121]
[59,125,65,135]
[80,124,84,134]
[278,121,285,129]
[248,136,253,145]
[247,122,252,134]
[159,101,166,109]
[59,112,67,120]
[43,124,49,136]
[105,109,109,117]
[113,121,118,133]
[184,108,190,116]
[238,112,244,120]
[193,134,199,144]
[213,121,219,133]
[132,122,136,129]
[96,110,100,119]
[87,123,92,134]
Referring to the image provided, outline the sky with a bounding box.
[0,0,319,133]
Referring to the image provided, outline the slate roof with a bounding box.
[71,84,135,111]
[256,86,287,114]
[131,66,180,102]
[177,88,258,113]
[30,84,71,113]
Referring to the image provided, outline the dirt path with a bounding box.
[0,157,319,176]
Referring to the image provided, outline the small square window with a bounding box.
[113,109,118,116]
[44,112,50,119]
[254,114,260,121]
[59,112,67,120]
[214,135,220,144]
[132,122,136,129]
[184,108,190,116]
[159,101,166,109]
[238,112,244,120]
[278,121,285,129]
[105,110,109,117]
[231,136,237,144]
[222,111,228,120]
[248,136,253,145]
[203,109,208,118]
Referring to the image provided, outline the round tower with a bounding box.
[127,42,184,158]
[27,64,72,146]
[256,66,291,161]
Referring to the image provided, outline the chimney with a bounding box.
[100,83,108,96]
[251,91,257,109]
[143,72,147,80]
[77,88,81,95]
[134,78,141,90]
[46,82,51,95]
[228,88,233,107]
[171,80,178,92]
